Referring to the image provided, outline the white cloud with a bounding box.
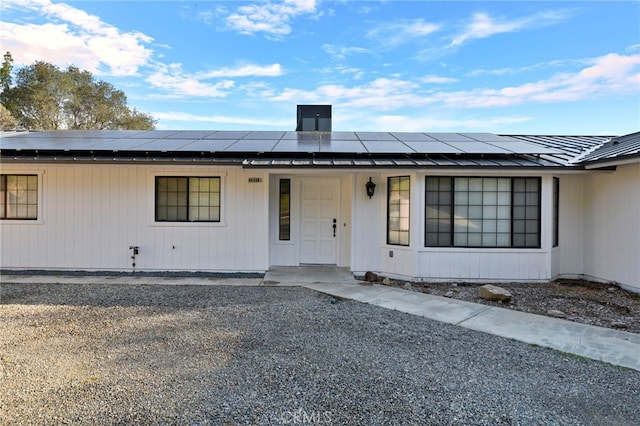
[0,0,154,76]
[366,18,441,48]
[147,63,235,98]
[196,64,284,79]
[466,59,569,77]
[223,0,319,37]
[420,75,458,84]
[336,66,365,80]
[322,44,370,60]
[272,77,423,110]
[449,10,571,48]
[435,53,640,108]
[146,62,284,98]
[270,53,639,112]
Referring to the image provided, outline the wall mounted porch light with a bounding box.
[365,177,376,198]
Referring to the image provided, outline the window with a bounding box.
[279,179,291,240]
[553,177,559,247]
[155,177,220,222]
[426,176,541,248]
[425,177,453,247]
[1,174,38,220]
[387,176,410,246]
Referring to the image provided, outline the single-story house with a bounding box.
[1,106,639,293]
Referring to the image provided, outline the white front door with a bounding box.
[300,178,340,264]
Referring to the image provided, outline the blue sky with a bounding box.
[1,0,639,134]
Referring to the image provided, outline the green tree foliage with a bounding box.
[1,56,155,130]
[1,52,17,121]
[0,104,17,130]
[1,52,13,94]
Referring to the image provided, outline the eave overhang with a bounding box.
[0,149,582,170]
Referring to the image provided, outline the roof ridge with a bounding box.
[568,138,611,164]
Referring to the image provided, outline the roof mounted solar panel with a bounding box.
[391,132,439,141]
[204,131,250,139]
[167,130,217,139]
[356,132,396,141]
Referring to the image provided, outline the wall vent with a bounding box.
[296,105,332,131]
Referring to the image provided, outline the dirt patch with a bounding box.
[376,278,640,334]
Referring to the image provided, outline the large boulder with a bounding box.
[364,271,379,282]
[479,285,512,303]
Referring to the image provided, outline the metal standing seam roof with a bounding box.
[0,130,621,168]
[574,131,640,164]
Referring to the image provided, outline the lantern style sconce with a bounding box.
[365,177,376,198]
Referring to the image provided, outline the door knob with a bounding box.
[332,218,337,237]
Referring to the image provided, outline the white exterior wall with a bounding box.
[351,171,558,282]
[1,163,269,272]
[582,163,640,292]
[4,161,637,287]
[553,174,585,279]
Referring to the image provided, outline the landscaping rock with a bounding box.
[403,282,412,290]
[364,271,378,282]
[382,277,391,285]
[444,291,454,298]
[547,309,567,318]
[611,322,628,330]
[479,285,512,303]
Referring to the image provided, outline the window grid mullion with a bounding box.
[186,178,191,221]
[155,176,220,223]
[449,179,454,247]
[1,175,6,219]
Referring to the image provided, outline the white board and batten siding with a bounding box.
[582,163,640,292]
[351,173,558,283]
[3,162,638,291]
[0,163,270,273]
[416,249,549,282]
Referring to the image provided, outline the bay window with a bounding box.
[425,176,541,248]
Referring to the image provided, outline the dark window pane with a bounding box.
[512,177,540,248]
[279,179,291,240]
[425,177,451,247]
[426,176,540,249]
[156,176,220,222]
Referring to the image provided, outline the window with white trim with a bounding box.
[155,176,221,222]
[425,176,541,248]
[387,176,410,246]
[1,174,38,220]
[279,179,291,240]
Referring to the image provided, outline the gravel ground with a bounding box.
[1,283,639,425]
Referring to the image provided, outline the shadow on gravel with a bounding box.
[2,283,640,425]
[0,282,276,308]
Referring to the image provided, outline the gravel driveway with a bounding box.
[1,283,639,425]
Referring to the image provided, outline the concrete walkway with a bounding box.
[3,267,639,371]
